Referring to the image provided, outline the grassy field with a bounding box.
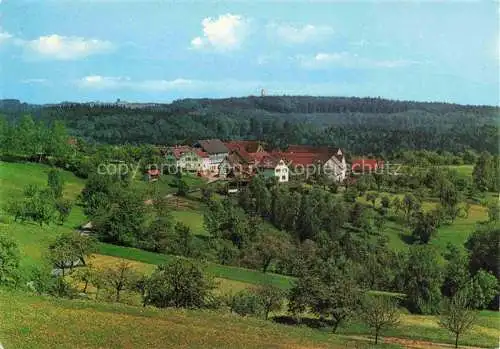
[0,161,87,272]
[443,165,474,178]
[0,290,389,349]
[76,255,500,348]
[335,311,499,348]
[97,243,294,289]
[357,191,489,253]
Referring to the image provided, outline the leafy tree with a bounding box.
[392,196,402,215]
[402,194,420,223]
[439,180,461,221]
[140,197,174,252]
[380,195,391,210]
[361,295,400,345]
[366,192,379,207]
[442,244,470,298]
[473,152,497,192]
[438,292,477,348]
[0,234,20,286]
[173,222,194,257]
[468,269,498,310]
[211,238,239,265]
[230,290,265,317]
[244,229,291,273]
[248,175,271,217]
[102,260,139,302]
[55,198,73,224]
[47,168,65,199]
[465,226,499,278]
[289,259,363,332]
[255,285,285,320]
[401,245,443,314]
[47,232,97,276]
[343,186,358,203]
[487,202,499,223]
[176,178,189,197]
[412,211,439,244]
[145,259,215,308]
[92,188,148,246]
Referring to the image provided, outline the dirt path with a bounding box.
[339,335,487,349]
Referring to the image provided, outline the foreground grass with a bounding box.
[0,290,393,349]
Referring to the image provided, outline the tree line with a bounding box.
[1,95,498,155]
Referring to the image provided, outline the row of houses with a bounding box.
[155,139,356,183]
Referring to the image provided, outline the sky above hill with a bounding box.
[0,1,498,105]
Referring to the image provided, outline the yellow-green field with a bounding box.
[0,290,382,349]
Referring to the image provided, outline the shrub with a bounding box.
[230,290,264,317]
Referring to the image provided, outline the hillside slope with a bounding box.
[0,290,380,349]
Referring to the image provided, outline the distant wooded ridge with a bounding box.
[1,96,498,156]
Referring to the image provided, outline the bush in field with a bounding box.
[145,259,215,309]
[230,290,265,317]
[0,234,20,286]
[255,285,285,320]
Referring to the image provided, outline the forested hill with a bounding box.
[1,96,498,155]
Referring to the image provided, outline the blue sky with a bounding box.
[0,1,498,105]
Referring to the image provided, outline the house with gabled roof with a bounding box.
[272,145,347,182]
[194,139,229,174]
[224,140,289,182]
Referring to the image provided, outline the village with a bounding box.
[145,139,384,185]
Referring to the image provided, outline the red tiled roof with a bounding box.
[351,159,384,172]
[194,149,209,158]
[282,145,343,165]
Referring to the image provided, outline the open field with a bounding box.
[1,162,498,348]
[97,243,294,289]
[357,191,489,252]
[0,290,387,349]
[83,254,500,349]
[335,312,499,348]
[0,161,87,272]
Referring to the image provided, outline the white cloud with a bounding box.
[0,30,12,44]
[269,23,334,44]
[21,78,48,84]
[77,75,196,91]
[21,34,114,60]
[297,52,418,69]
[75,75,365,98]
[190,13,249,51]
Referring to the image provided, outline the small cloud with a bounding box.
[21,78,48,84]
[190,13,249,51]
[269,23,334,44]
[20,34,114,60]
[77,75,194,91]
[0,30,12,44]
[297,52,418,70]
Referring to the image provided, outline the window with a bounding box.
[281,175,286,181]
